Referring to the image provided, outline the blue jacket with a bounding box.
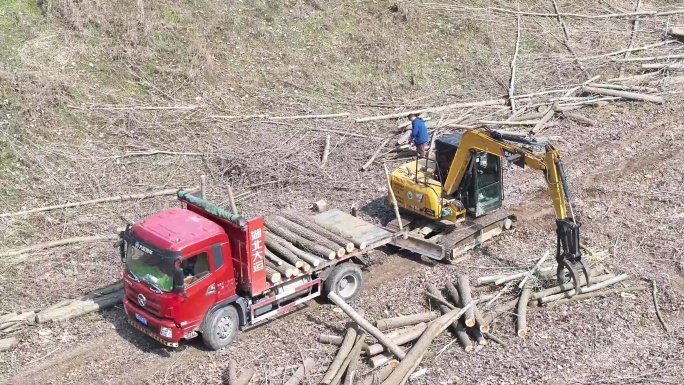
[410,117,429,145]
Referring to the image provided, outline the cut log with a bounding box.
[380,302,473,385]
[314,200,328,213]
[365,322,428,356]
[446,282,488,333]
[235,368,255,385]
[668,27,684,39]
[266,256,298,278]
[265,250,284,266]
[361,138,390,171]
[0,311,37,329]
[309,215,367,250]
[539,274,629,304]
[369,352,395,369]
[272,216,345,257]
[319,334,344,345]
[266,267,282,283]
[477,274,511,285]
[457,276,476,327]
[284,357,316,385]
[375,312,439,331]
[427,285,472,352]
[549,285,647,307]
[361,364,394,385]
[0,337,18,352]
[319,323,358,385]
[529,272,612,300]
[37,290,123,323]
[282,211,354,252]
[517,282,533,337]
[340,330,367,385]
[300,262,311,273]
[227,359,238,385]
[321,134,331,167]
[563,112,596,126]
[530,103,557,135]
[265,240,304,269]
[582,86,664,104]
[586,82,658,93]
[482,298,519,326]
[327,292,406,359]
[268,231,324,267]
[264,218,336,260]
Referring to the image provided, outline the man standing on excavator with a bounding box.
[408,113,429,158]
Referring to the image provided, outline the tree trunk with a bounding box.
[264,218,336,260]
[266,258,297,278]
[264,249,285,266]
[456,276,476,327]
[319,334,344,345]
[482,298,519,326]
[327,292,406,359]
[319,323,358,385]
[375,312,439,331]
[264,237,304,268]
[37,291,123,323]
[268,231,324,267]
[272,215,345,257]
[529,271,609,300]
[517,282,533,337]
[282,211,354,252]
[364,322,428,356]
[548,285,647,307]
[0,337,18,352]
[446,282,488,333]
[361,364,394,385]
[539,274,629,304]
[361,138,390,171]
[340,330,367,385]
[227,360,238,385]
[427,285,472,352]
[284,357,316,385]
[380,303,473,385]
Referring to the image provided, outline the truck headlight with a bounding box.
[160,327,173,339]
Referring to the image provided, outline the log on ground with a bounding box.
[37,290,124,323]
[235,368,255,385]
[582,86,664,104]
[375,312,439,331]
[337,329,367,385]
[529,271,610,300]
[457,276,476,327]
[517,282,533,337]
[365,322,428,356]
[0,337,18,352]
[548,285,647,307]
[361,364,394,385]
[227,360,238,385]
[427,285,472,352]
[327,293,406,359]
[284,357,316,385]
[539,274,629,304]
[319,322,359,385]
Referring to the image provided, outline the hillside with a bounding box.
[1,1,684,384]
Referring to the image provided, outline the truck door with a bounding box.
[180,248,217,323]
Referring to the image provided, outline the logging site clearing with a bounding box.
[1,1,684,384]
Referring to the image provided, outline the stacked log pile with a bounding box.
[262,209,363,284]
[321,256,649,384]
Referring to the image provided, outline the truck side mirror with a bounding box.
[173,268,187,298]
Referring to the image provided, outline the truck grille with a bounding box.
[126,288,163,317]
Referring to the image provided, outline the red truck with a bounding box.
[116,189,402,350]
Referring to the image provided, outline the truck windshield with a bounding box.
[126,244,175,292]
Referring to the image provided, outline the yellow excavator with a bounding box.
[387,128,590,291]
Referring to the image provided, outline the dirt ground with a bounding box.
[1,1,683,384]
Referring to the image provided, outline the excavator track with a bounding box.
[385,209,517,262]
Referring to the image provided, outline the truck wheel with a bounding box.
[323,263,364,302]
[202,305,239,350]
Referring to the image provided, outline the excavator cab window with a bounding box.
[461,152,503,217]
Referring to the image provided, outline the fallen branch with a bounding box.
[508,15,521,112]
[652,280,669,332]
[530,103,557,135]
[582,86,664,104]
[0,188,191,217]
[1,235,119,259]
[583,41,678,60]
[284,358,315,385]
[309,128,383,139]
[563,112,596,126]
[321,134,331,167]
[327,292,406,359]
[355,99,506,122]
[552,0,587,74]
[380,302,474,385]
[424,4,684,19]
[615,54,684,62]
[69,104,198,111]
[547,285,647,307]
[361,139,390,171]
[619,0,641,78]
[518,251,550,289]
[493,266,554,286]
[641,62,684,70]
[212,113,349,120]
[529,272,610,300]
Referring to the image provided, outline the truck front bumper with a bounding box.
[123,296,181,347]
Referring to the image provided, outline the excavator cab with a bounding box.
[434,133,503,218]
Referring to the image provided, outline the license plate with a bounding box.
[135,313,148,326]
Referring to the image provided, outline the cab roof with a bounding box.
[131,207,226,252]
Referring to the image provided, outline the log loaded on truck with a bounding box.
[116,189,419,350]
[115,128,589,350]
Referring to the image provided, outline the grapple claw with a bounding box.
[557,261,581,294]
[579,258,592,287]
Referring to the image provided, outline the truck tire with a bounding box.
[201,305,239,351]
[323,262,364,302]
